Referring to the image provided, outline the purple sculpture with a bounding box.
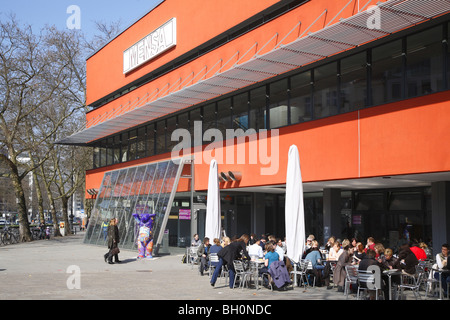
[133,213,156,259]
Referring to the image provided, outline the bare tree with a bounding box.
[0,16,122,241]
[0,17,81,241]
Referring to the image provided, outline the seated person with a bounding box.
[191,234,201,246]
[394,244,418,276]
[305,240,325,286]
[258,242,279,287]
[378,248,397,270]
[197,237,211,276]
[359,249,389,299]
[354,242,367,262]
[434,243,450,297]
[209,238,222,268]
[248,236,264,259]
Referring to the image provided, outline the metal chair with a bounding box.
[232,260,253,289]
[188,246,200,270]
[208,253,219,279]
[290,259,311,288]
[357,266,384,300]
[397,266,424,300]
[417,261,439,299]
[344,265,359,299]
[305,260,317,287]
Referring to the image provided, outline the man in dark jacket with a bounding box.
[211,234,250,288]
[394,244,419,275]
[197,237,211,276]
[358,249,379,271]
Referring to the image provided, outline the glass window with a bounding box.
[93,147,100,168]
[269,79,288,128]
[232,92,249,131]
[106,137,114,165]
[169,111,189,151]
[217,98,232,139]
[136,127,146,160]
[146,123,155,157]
[406,26,443,98]
[249,86,267,130]
[166,116,177,153]
[155,120,166,155]
[290,71,312,124]
[371,40,403,106]
[340,52,367,112]
[189,108,201,146]
[99,140,107,167]
[119,133,127,162]
[355,192,384,211]
[113,135,121,164]
[314,62,338,119]
[202,103,216,135]
[389,191,422,211]
[128,130,137,161]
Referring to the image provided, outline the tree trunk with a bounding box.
[49,202,62,237]
[61,196,72,236]
[10,170,32,242]
[32,169,45,224]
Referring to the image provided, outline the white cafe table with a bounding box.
[249,259,265,290]
[383,269,402,300]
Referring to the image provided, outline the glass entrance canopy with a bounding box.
[84,158,187,251]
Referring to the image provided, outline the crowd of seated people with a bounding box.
[188,232,446,298]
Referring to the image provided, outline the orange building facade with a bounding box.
[62,0,450,254]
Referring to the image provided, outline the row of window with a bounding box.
[93,21,450,169]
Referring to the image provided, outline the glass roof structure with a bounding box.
[83,157,191,252]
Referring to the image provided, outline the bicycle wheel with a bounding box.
[2,232,11,245]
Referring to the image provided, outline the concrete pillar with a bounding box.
[323,188,341,244]
[431,181,450,256]
[253,193,266,237]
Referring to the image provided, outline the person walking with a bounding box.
[104,218,121,264]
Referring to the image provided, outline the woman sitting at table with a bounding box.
[328,241,343,261]
[378,248,397,270]
[259,242,279,287]
[354,242,367,262]
[305,240,325,287]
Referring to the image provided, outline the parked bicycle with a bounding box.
[1,226,18,246]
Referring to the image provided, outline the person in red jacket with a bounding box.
[409,241,427,261]
[364,237,376,253]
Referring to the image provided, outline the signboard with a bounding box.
[179,209,191,220]
[352,214,362,225]
[123,18,177,74]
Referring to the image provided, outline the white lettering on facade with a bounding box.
[123,18,177,74]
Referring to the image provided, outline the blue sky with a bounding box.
[0,0,163,39]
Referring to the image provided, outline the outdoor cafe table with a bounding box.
[383,269,402,300]
[432,268,450,300]
[249,260,265,290]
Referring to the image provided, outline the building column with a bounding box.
[431,181,450,256]
[323,188,341,244]
[253,193,266,237]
